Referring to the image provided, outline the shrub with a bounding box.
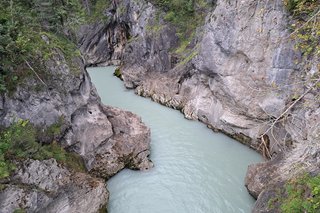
[0,0,85,93]
[86,0,110,23]
[284,0,320,59]
[113,67,123,80]
[152,0,209,40]
[0,119,85,179]
[280,174,320,213]
[149,0,209,61]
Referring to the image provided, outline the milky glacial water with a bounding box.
[88,67,262,213]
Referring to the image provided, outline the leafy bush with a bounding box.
[86,0,111,23]
[113,67,123,80]
[0,119,85,179]
[0,0,85,93]
[280,174,320,213]
[149,0,209,61]
[13,209,26,213]
[284,0,320,59]
[152,0,209,39]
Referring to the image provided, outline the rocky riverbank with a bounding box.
[78,0,320,212]
[0,44,152,212]
[0,0,318,211]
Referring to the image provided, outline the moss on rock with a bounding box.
[0,119,86,179]
[266,173,320,213]
[113,67,123,80]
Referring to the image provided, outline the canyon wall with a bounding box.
[0,42,152,212]
[79,0,320,211]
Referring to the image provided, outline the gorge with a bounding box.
[0,0,319,212]
[89,66,261,212]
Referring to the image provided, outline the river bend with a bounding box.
[88,67,262,213]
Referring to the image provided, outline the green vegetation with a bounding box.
[146,12,164,33]
[98,204,108,213]
[156,0,208,36]
[13,209,26,213]
[86,0,110,23]
[283,0,320,105]
[37,116,65,143]
[151,0,210,59]
[178,49,198,66]
[284,0,320,60]
[0,0,85,93]
[0,119,85,179]
[280,174,320,213]
[113,67,123,80]
[154,0,208,37]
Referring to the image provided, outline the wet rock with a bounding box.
[245,154,284,199]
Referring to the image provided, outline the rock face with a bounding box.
[0,34,152,211]
[118,0,306,151]
[0,159,108,213]
[78,0,320,148]
[78,0,320,211]
[69,105,153,179]
[0,50,88,128]
[77,0,132,66]
[246,143,320,212]
[87,106,152,177]
[77,0,179,71]
[0,48,152,176]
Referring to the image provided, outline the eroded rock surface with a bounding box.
[0,33,152,211]
[120,0,303,152]
[78,0,320,211]
[79,105,153,179]
[246,143,320,212]
[0,159,108,213]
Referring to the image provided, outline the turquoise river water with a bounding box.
[88,67,262,213]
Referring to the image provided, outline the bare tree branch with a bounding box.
[260,77,320,138]
[25,60,48,87]
[286,8,320,39]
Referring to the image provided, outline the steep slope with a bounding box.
[0,52,152,212]
[78,0,320,211]
[0,1,152,212]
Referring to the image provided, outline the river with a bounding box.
[88,67,262,213]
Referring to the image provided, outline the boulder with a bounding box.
[84,106,153,179]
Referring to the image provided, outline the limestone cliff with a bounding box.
[0,159,108,213]
[0,36,152,212]
[78,0,320,211]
